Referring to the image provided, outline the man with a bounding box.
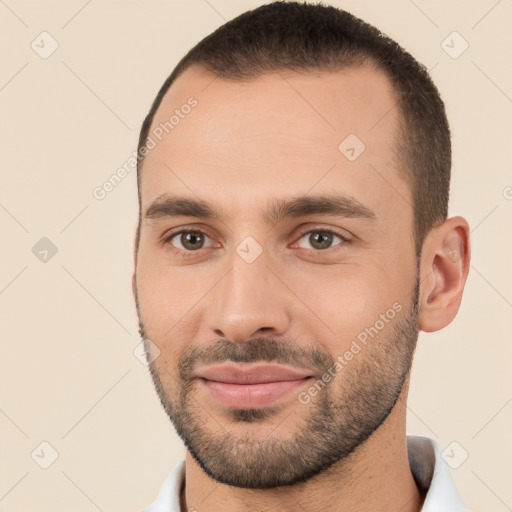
[132,2,471,511]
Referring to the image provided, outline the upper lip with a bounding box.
[196,363,313,384]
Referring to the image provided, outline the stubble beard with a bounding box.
[137,283,420,489]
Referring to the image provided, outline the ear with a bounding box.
[418,216,471,332]
[132,226,139,301]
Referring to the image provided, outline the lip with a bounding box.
[196,363,314,408]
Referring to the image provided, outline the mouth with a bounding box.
[196,363,315,408]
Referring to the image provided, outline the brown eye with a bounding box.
[297,230,345,250]
[169,230,212,251]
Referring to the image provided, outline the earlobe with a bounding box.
[418,216,471,333]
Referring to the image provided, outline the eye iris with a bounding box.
[182,232,204,250]
[310,232,333,249]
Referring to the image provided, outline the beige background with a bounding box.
[1,0,511,510]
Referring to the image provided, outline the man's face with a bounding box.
[134,65,420,488]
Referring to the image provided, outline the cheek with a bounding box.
[136,271,192,372]
[286,259,414,347]
[135,248,203,340]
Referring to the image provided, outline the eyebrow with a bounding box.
[144,193,376,224]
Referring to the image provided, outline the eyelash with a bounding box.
[162,227,350,255]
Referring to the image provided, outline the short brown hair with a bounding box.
[136,1,451,254]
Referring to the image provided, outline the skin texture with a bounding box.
[133,64,470,512]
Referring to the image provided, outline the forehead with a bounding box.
[140,64,409,219]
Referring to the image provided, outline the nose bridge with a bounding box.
[208,249,290,342]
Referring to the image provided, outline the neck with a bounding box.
[181,387,424,512]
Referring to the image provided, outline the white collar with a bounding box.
[143,435,467,512]
[408,435,467,511]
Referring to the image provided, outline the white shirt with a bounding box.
[142,435,467,512]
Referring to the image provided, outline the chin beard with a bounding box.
[138,282,419,488]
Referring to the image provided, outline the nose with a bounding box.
[206,255,292,343]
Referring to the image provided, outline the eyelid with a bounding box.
[161,224,215,242]
[295,225,352,240]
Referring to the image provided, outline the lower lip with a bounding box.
[201,378,313,408]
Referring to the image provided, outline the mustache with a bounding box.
[177,338,335,380]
